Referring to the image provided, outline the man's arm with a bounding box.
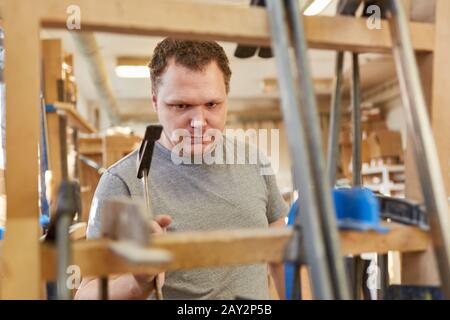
[269,217,287,300]
[74,274,155,300]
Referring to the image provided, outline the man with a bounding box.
[75,38,287,300]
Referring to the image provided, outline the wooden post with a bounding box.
[0,0,42,299]
[42,39,63,104]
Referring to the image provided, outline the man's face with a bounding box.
[152,59,228,155]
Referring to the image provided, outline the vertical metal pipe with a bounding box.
[388,0,450,298]
[351,53,362,187]
[100,277,108,300]
[142,171,153,221]
[58,113,69,181]
[286,0,350,299]
[327,52,345,186]
[266,0,334,299]
[56,213,72,300]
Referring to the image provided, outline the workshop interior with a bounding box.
[0,0,450,302]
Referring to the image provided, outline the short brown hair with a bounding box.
[149,38,232,93]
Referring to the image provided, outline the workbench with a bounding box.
[39,222,429,282]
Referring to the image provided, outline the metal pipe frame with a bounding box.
[388,0,450,298]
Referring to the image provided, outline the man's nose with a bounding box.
[189,106,207,129]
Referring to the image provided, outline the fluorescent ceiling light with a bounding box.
[115,66,150,78]
[115,56,151,78]
[303,0,332,16]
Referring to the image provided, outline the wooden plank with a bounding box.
[151,228,291,271]
[41,39,62,104]
[78,137,103,221]
[0,0,42,299]
[40,224,429,281]
[430,0,450,205]
[304,16,433,53]
[53,102,97,134]
[103,135,141,167]
[38,0,434,53]
[41,228,291,280]
[79,160,101,222]
[78,137,102,155]
[341,222,429,256]
[46,112,63,208]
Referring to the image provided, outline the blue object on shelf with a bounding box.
[284,187,388,299]
[0,226,4,240]
[45,104,57,113]
[333,187,389,233]
[40,214,50,228]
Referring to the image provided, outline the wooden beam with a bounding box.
[430,0,450,205]
[46,112,64,207]
[53,102,97,134]
[40,223,429,281]
[39,0,434,53]
[0,0,42,299]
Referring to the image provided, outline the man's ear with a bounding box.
[151,92,158,112]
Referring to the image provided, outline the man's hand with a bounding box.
[133,214,172,293]
[74,214,172,300]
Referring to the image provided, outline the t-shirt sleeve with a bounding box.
[86,170,131,239]
[263,173,289,224]
[257,149,289,224]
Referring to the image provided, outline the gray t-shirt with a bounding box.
[87,136,288,299]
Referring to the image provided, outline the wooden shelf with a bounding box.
[50,102,97,134]
[365,184,405,191]
[362,165,405,175]
[40,222,429,281]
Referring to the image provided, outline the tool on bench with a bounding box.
[136,124,165,299]
[377,195,428,230]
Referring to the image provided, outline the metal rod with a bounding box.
[142,170,153,221]
[292,265,302,300]
[387,0,450,298]
[142,168,163,300]
[327,52,345,186]
[266,0,334,299]
[56,213,72,300]
[58,113,69,181]
[377,253,389,300]
[286,0,350,300]
[351,53,362,187]
[100,277,108,300]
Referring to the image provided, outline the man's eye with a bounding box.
[206,102,218,109]
[174,104,189,110]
